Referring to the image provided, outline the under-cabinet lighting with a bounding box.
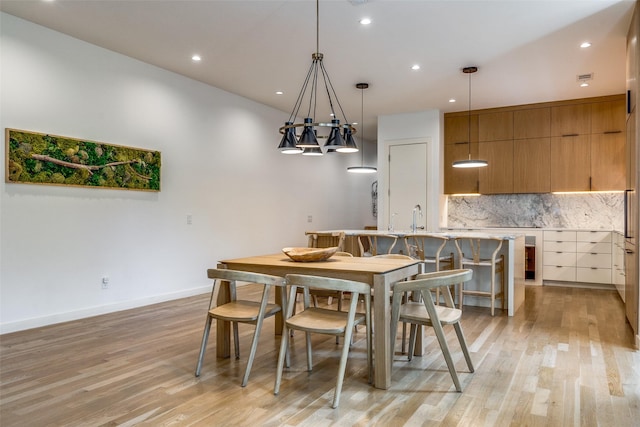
[551,191,624,195]
[449,193,481,197]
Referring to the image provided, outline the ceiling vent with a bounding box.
[577,73,594,82]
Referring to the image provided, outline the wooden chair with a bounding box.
[195,269,286,387]
[274,274,372,409]
[306,231,345,251]
[390,269,475,392]
[454,237,505,316]
[358,233,399,256]
[405,234,456,306]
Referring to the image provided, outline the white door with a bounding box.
[388,142,428,231]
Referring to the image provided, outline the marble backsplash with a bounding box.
[446,193,624,231]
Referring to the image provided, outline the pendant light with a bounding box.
[277,0,355,155]
[452,66,488,168]
[347,83,377,174]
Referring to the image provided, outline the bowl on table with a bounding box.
[282,246,338,262]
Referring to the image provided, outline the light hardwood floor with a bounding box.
[1,285,638,426]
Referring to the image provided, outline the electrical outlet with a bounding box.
[187,214,193,225]
[307,215,313,223]
[102,276,109,289]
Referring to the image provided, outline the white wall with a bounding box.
[377,110,443,232]
[0,13,374,333]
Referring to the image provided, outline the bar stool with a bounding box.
[454,237,505,316]
[357,233,398,256]
[404,234,455,272]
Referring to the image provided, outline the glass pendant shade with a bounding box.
[298,118,320,148]
[452,156,488,168]
[324,119,346,149]
[277,121,303,154]
[347,165,377,174]
[336,128,358,153]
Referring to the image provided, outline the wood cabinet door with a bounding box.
[551,103,591,136]
[478,111,513,142]
[444,114,478,144]
[478,140,514,194]
[591,132,625,190]
[513,138,550,193]
[591,100,626,134]
[444,142,479,194]
[514,108,551,139]
[550,135,590,191]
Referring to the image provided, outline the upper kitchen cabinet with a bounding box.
[551,103,591,136]
[444,114,479,194]
[514,108,550,139]
[513,108,551,193]
[443,95,625,194]
[478,111,513,141]
[591,99,626,134]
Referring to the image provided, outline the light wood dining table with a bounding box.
[217,253,422,390]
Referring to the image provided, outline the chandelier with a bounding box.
[277,0,357,156]
[452,66,488,168]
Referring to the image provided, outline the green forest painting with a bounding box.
[5,129,161,191]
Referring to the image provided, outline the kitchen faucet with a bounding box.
[411,204,423,232]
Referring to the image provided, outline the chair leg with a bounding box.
[431,320,462,392]
[305,332,313,371]
[453,322,474,373]
[233,322,240,359]
[332,324,355,408]
[274,323,290,396]
[241,316,266,387]
[195,315,213,377]
[408,324,418,361]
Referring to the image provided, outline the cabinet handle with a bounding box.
[591,267,598,270]
[454,141,469,145]
[627,249,635,254]
[562,133,579,137]
[556,251,563,254]
[603,130,622,134]
[591,252,597,255]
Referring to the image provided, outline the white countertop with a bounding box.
[332,229,524,240]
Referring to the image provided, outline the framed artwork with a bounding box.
[5,128,161,191]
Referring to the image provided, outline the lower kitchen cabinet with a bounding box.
[543,230,613,285]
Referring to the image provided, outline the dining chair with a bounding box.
[390,269,475,392]
[454,237,505,316]
[195,268,286,387]
[274,274,372,409]
[405,234,456,306]
[357,233,399,256]
[306,231,345,251]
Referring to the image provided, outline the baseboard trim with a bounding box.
[542,280,616,291]
[0,286,210,335]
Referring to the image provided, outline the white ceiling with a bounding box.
[1,0,635,140]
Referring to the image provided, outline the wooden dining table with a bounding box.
[217,253,422,390]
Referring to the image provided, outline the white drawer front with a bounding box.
[544,265,576,281]
[544,241,577,252]
[576,267,611,284]
[576,231,611,243]
[576,241,612,254]
[576,252,612,268]
[544,230,577,242]
[544,251,577,267]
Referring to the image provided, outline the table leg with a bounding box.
[373,274,391,389]
[215,280,231,358]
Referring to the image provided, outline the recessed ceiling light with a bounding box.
[276,91,283,95]
[580,82,589,87]
[580,42,591,48]
[192,55,201,62]
[359,17,372,25]
[411,64,420,71]
[449,98,456,103]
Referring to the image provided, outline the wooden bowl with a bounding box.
[282,246,338,262]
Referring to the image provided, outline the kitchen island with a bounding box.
[322,229,525,316]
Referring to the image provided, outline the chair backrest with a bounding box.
[285,273,371,312]
[206,268,285,307]
[392,269,473,308]
[306,231,345,251]
[372,253,413,260]
[357,233,399,256]
[404,234,449,261]
[454,237,503,264]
